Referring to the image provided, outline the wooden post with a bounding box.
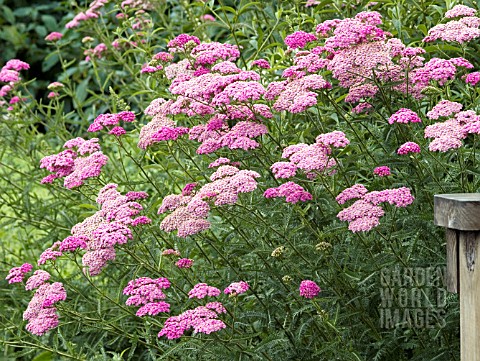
[434,194,480,361]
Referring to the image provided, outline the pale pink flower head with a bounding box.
[224,281,249,296]
[45,32,63,42]
[427,100,463,119]
[397,142,421,155]
[162,249,181,257]
[445,5,477,18]
[188,283,221,299]
[299,280,321,299]
[200,14,215,21]
[373,166,391,177]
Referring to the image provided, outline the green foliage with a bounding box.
[1,0,475,360]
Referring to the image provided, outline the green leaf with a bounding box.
[1,5,15,24]
[32,351,53,361]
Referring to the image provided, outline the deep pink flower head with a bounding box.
[373,166,391,177]
[252,59,271,69]
[45,32,63,42]
[284,31,317,49]
[6,263,33,284]
[388,108,422,124]
[465,72,480,86]
[397,142,421,155]
[299,280,321,298]
[168,34,201,51]
[176,258,194,268]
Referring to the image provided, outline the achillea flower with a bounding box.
[397,142,421,155]
[188,283,221,299]
[299,280,321,298]
[23,280,66,335]
[284,31,318,49]
[4,59,30,71]
[88,111,136,132]
[5,263,32,284]
[162,249,181,257]
[252,59,270,69]
[45,32,63,42]
[176,258,194,268]
[465,71,480,86]
[40,138,108,188]
[208,157,231,168]
[445,5,477,18]
[47,92,58,99]
[25,270,51,291]
[388,108,422,124]
[336,185,414,232]
[427,100,463,119]
[136,302,170,316]
[373,166,391,177]
[200,14,215,21]
[352,103,373,114]
[264,182,312,204]
[423,17,480,43]
[271,162,297,179]
[224,281,249,296]
[158,305,226,339]
[160,165,259,237]
[168,34,201,52]
[123,277,171,307]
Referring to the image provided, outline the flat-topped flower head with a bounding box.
[397,142,421,155]
[388,108,422,124]
[224,281,249,296]
[6,263,33,284]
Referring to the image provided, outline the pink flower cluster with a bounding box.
[123,277,171,317]
[224,281,249,296]
[465,71,480,86]
[39,184,150,275]
[425,102,480,152]
[445,5,477,18]
[284,31,317,49]
[40,137,108,188]
[373,166,391,177]
[5,263,33,284]
[265,74,331,113]
[307,13,429,102]
[88,111,136,134]
[264,181,312,204]
[336,184,414,232]
[45,32,63,42]
[299,280,321,299]
[22,270,66,336]
[423,10,480,43]
[65,0,107,28]
[0,59,29,101]
[176,258,194,268]
[388,108,422,124]
[158,303,227,339]
[270,131,349,180]
[397,142,421,155]
[188,283,221,299]
[413,58,472,87]
[426,100,463,119]
[159,163,259,237]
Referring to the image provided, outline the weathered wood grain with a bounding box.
[459,231,480,361]
[446,228,459,293]
[434,194,480,230]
